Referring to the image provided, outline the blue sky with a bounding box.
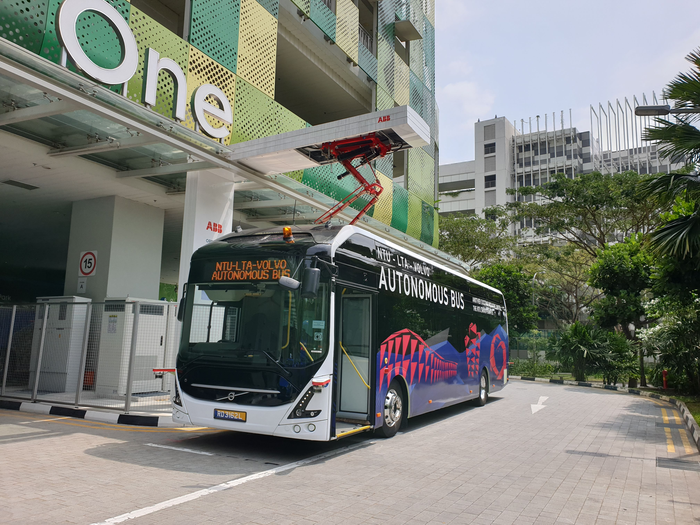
[435,0,700,164]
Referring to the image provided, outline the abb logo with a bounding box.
[206,221,223,233]
[378,115,391,123]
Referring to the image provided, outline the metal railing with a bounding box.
[0,300,180,414]
[359,25,373,53]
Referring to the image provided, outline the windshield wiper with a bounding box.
[246,348,293,379]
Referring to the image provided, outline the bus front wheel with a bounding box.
[474,370,489,406]
[377,380,404,438]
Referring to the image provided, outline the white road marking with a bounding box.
[531,396,548,414]
[145,443,215,456]
[20,416,72,424]
[91,442,365,524]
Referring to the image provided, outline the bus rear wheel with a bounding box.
[474,370,488,406]
[377,380,404,438]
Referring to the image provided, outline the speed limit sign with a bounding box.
[79,251,97,277]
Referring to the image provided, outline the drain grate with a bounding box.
[655,422,687,429]
[656,458,700,472]
[566,450,610,458]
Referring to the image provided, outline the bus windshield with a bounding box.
[181,280,330,367]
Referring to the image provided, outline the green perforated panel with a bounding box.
[238,2,276,93]
[394,53,409,106]
[409,37,423,83]
[39,0,130,93]
[406,192,422,239]
[183,45,236,141]
[409,70,424,120]
[407,0,423,38]
[290,0,309,16]
[377,35,394,100]
[408,147,435,204]
[189,0,239,74]
[372,169,393,226]
[432,207,439,248]
[420,200,434,245]
[237,0,277,97]
[127,6,190,120]
[309,0,335,41]
[377,0,394,43]
[358,44,377,83]
[422,137,435,159]
[422,16,435,91]
[284,170,304,182]
[425,0,435,26]
[230,75,275,143]
[335,0,358,64]
[256,0,278,18]
[0,0,49,55]
[277,103,306,134]
[374,153,393,179]
[391,185,408,233]
[376,85,393,111]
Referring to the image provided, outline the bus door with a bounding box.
[336,291,372,422]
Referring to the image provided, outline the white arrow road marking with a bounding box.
[531,396,549,414]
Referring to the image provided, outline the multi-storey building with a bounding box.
[0,0,438,302]
[439,104,684,234]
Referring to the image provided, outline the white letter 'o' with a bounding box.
[57,0,138,85]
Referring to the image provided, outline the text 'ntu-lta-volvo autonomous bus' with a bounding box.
[173,225,508,440]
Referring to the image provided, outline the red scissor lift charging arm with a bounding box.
[314,134,393,225]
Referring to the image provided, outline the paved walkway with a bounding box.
[1,380,699,524]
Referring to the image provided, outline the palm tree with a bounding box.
[641,49,700,259]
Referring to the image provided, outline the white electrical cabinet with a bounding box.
[28,296,92,394]
[95,298,177,397]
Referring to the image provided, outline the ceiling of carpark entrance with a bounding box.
[0,44,331,229]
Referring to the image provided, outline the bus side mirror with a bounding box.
[176,285,187,322]
[279,276,301,290]
[301,267,321,299]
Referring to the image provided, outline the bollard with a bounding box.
[662,369,668,390]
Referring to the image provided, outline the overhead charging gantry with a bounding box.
[226,106,430,225]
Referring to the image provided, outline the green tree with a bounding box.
[641,49,700,260]
[639,299,700,394]
[519,244,601,327]
[547,322,607,382]
[507,171,660,257]
[438,209,514,268]
[588,236,652,384]
[473,263,538,334]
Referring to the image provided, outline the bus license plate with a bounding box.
[213,409,247,422]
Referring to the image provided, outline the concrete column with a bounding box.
[63,196,165,301]
[177,170,235,298]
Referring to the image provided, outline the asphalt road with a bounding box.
[1,380,699,524]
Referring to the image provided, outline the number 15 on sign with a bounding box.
[79,251,97,277]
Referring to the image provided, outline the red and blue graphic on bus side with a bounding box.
[374,324,508,427]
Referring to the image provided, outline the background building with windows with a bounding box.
[439,101,684,238]
[0,0,438,302]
